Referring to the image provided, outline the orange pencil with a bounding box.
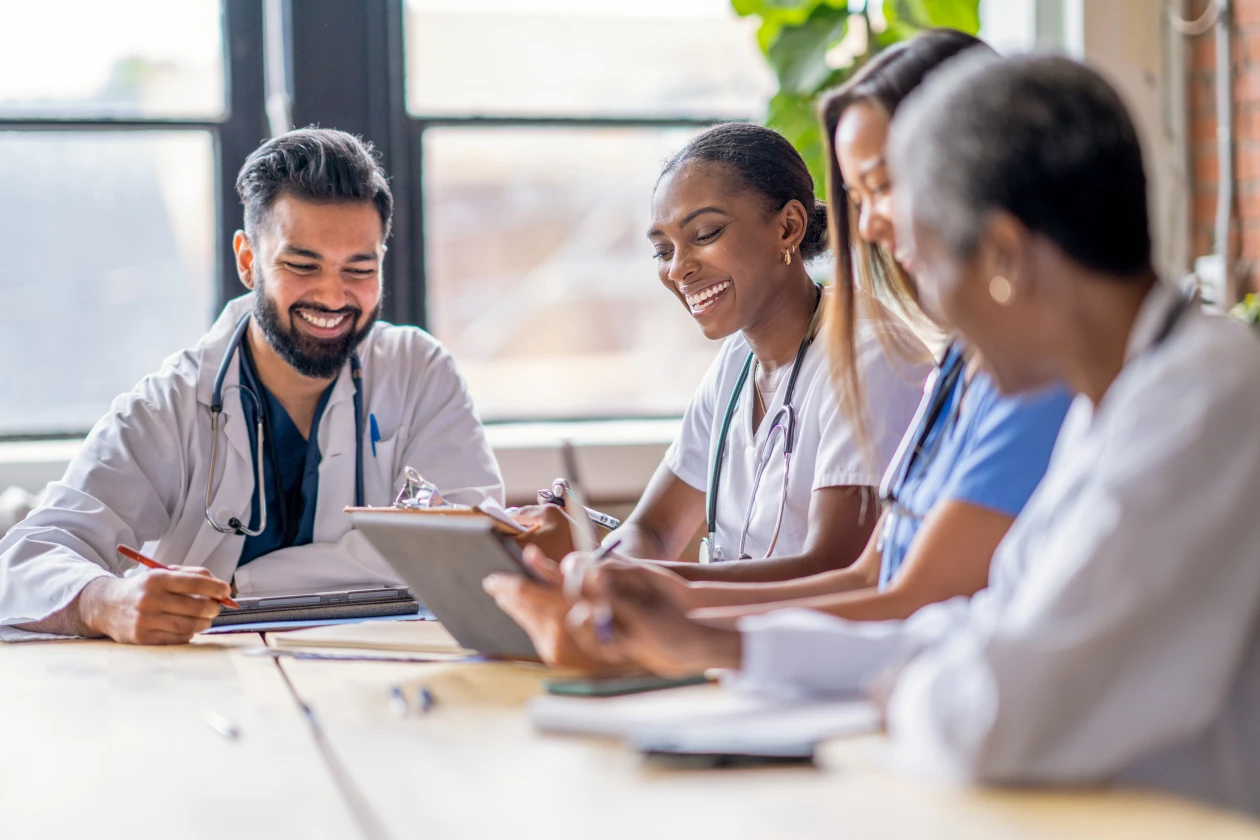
[116,544,240,610]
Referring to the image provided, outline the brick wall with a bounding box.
[1188,0,1260,293]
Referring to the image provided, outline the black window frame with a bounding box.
[0,0,268,319]
[0,0,267,441]
[287,0,727,339]
[0,0,742,439]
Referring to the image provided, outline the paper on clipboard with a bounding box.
[342,502,532,536]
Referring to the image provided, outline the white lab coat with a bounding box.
[0,295,504,639]
[728,283,1260,813]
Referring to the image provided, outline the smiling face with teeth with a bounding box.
[234,194,385,380]
[648,160,811,343]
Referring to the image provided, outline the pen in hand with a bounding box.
[116,544,240,610]
[563,538,621,646]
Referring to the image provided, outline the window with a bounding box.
[0,132,215,435]
[0,0,225,119]
[406,0,774,421]
[0,0,262,438]
[405,0,772,118]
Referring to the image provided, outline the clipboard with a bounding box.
[343,504,536,537]
[345,465,537,538]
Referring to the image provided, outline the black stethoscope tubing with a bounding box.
[207,312,365,536]
[706,284,822,542]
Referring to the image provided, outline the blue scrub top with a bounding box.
[878,345,1073,589]
[235,340,334,567]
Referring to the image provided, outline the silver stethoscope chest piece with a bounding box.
[699,284,820,563]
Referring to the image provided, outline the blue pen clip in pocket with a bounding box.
[369,413,381,458]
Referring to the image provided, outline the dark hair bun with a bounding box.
[801,200,829,260]
[661,123,831,262]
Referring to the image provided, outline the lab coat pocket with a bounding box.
[365,435,399,506]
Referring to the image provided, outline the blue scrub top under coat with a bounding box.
[878,345,1073,589]
[235,339,335,567]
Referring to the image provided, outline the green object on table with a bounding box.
[543,673,710,697]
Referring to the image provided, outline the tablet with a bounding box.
[211,585,419,627]
[348,511,540,660]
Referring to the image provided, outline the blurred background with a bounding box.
[0,0,1234,503]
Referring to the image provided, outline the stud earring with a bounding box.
[989,275,1014,305]
[784,247,792,265]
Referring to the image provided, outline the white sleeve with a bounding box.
[812,332,928,490]
[886,365,1260,785]
[396,344,504,506]
[723,608,909,700]
[663,343,728,491]
[0,383,185,637]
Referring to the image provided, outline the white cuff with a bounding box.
[724,608,907,700]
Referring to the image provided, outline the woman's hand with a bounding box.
[559,552,698,609]
[565,563,742,678]
[483,546,626,673]
[511,504,578,561]
[685,600,780,631]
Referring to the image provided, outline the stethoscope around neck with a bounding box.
[698,283,822,563]
[205,312,366,536]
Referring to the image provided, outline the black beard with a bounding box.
[252,274,379,379]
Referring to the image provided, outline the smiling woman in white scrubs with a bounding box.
[561,55,1260,813]
[619,123,927,575]
[488,123,927,667]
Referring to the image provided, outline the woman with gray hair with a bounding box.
[561,54,1260,812]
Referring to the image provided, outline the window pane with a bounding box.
[0,1,224,119]
[405,0,774,118]
[0,132,217,435]
[424,126,720,420]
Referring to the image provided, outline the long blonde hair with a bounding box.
[819,30,993,445]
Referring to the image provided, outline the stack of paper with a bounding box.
[271,618,471,655]
[529,686,879,753]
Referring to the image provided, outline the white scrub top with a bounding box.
[0,295,504,639]
[665,308,928,560]
[727,283,1260,815]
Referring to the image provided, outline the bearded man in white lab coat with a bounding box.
[0,128,503,644]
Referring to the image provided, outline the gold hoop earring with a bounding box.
[784,248,792,265]
[989,275,1014,305]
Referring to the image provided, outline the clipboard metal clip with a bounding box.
[393,466,447,510]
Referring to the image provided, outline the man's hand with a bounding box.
[78,568,230,644]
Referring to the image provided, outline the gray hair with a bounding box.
[888,53,1153,276]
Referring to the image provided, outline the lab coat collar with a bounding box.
[1123,281,1179,365]
[194,294,359,420]
[184,294,368,565]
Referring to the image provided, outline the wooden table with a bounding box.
[0,634,358,839]
[3,636,1259,840]
[271,652,1260,840]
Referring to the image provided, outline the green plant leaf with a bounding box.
[766,5,851,96]
[734,0,981,197]
[882,0,980,35]
[766,91,828,198]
